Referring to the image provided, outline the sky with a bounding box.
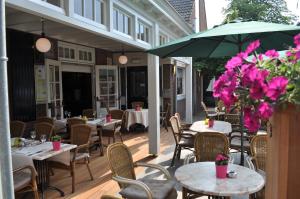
[205,0,300,28]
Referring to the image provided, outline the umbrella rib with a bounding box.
[162,39,195,58]
[206,36,227,58]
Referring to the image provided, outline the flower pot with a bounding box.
[216,165,228,178]
[106,114,111,122]
[208,119,214,127]
[52,141,61,151]
[135,105,141,111]
[266,103,300,199]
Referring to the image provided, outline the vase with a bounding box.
[266,103,300,199]
[208,119,214,127]
[52,141,61,151]
[216,165,228,178]
[106,114,111,122]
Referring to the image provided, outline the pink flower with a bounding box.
[216,154,228,161]
[296,50,300,60]
[265,49,279,58]
[225,56,243,70]
[286,51,292,57]
[294,33,300,47]
[237,52,248,59]
[249,81,268,100]
[258,54,264,61]
[244,109,260,132]
[258,102,273,119]
[266,76,289,101]
[245,40,260,54]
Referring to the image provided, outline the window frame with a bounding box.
[74,0,106,26]
[112,7,132,36]
[176,67,186,98]
[137,20,151,43]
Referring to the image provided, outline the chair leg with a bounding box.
[119,132,123,142]
[164,120,168,132]
[71,163,75,193]
[177,147,182,160]
[171,145,178,166]
[86,157,94,181]
[182,187,188,199]
[113,135,116,143]
[32,181,39,199]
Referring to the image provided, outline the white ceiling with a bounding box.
[5,7,142,52]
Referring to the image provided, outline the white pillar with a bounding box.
[147,53,160,155]
[185,58,193,123]
[194,0,200,32]
[107,0,113,32]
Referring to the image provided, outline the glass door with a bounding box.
[46,59,63,119]
[95,65,119,116]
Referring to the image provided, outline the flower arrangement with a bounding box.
[213,33,300,132]
[215,153,229,166]
[51,135,61,142]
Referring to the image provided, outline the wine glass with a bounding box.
[40,134,47,143]
[30,131,36,140]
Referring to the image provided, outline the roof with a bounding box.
[167,0,194,25]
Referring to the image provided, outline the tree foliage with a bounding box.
[193,57,228,79]
[223,0,296,24]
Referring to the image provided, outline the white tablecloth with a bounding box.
[190,120,232,134]
[126,109,149,130]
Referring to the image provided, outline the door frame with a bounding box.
[95,65,119,115]
[46,59,63,119]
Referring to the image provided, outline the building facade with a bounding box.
[5,0,206,154]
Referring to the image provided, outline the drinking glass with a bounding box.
[30,131,36,140]
[40,134,47,143]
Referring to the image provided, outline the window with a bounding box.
[159,34,167,45]
[45,0,62,7]
[58,42,95,64]
[137,22,150,43]
[58,44,76,62]
[177,68,185,95]
[113,8,131,35]
[75,0,105,25]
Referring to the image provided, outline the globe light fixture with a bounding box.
[118,54,128,65]
[35,19,51,53]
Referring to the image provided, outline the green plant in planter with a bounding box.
[51,135,61,142]
[213,33,300,133]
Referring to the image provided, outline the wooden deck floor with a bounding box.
[44,127,175,199]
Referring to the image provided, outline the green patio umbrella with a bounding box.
[148,21,300,166]
[148,21,300,58]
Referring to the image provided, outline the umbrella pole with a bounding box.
[0,0,15,198]
[240,102,245,166]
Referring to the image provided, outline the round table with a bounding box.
[190,120,232,134]
[126,109,149,130]
[175,162,265,197]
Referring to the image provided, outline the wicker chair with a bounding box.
[107,142,177,199]
[131,101,144,109]
[10,121,26,138]
[82,109,94,118]
[63,118,86,142]
[183,132,230,199]
[12,154,39,199]
[169,116,194,167]
[36,117,54,125]
[48,124,94,193]
[247,135,267,199]
[34,122,54,141]
[160,103,171,131]
[201,101,218,118]
[101,110,125,144]
[174,112,192,130]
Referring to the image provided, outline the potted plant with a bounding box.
[215,153,229,178]
[213,33,300,198]
[51,135,61,151]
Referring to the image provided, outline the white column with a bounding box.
[107,0,113,32]
[185,58,193,123]
[64,0,74,17]
[194,0,200,32]
[147,53,160,155]
[147,22,160,155]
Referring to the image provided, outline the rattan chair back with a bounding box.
[224,113,241,130]
[10,121,26,138]
[201,101,210,117]
[67,118,85,132]
[82,109,94,118]
[36,117,54,125]
[169,116,182,144]
[194,132,229,162]
[107,142,136,184]
[35,122,54,140]
[250,135,267,172]
[131,101,144,108]
[110,109,125,119]
[71,124,92,146]
[174,112,183,129]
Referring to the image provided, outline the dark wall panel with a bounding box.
[7,29,36,122]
